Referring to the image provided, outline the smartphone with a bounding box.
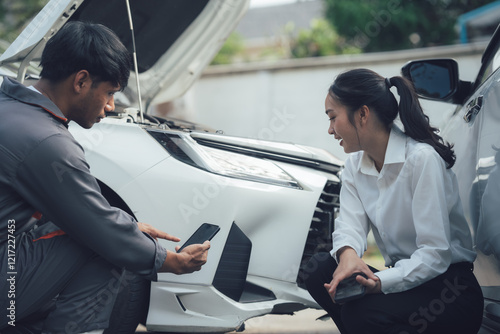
[334,272,367,304]
[177,223,220,252]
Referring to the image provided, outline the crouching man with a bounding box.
[0,21,210,334]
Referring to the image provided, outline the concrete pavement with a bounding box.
[227,309,339,334]
[138,308,340,334]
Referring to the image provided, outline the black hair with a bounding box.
[40,21,132,90]
[329,68,455,168]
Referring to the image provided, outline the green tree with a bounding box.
[324,0,498,52]
[210,32,244,65]
[288,19,361,58]
[0,0,49,44]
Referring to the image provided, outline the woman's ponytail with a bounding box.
[329,69,455,169]
[389,76,456,168]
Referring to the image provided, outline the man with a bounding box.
[0,21,210,334]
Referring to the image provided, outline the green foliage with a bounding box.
[0,0,49,43]
[288,19,361,58]
[212,18,361,64]
[210,32,245,65]
[323,0,499,52]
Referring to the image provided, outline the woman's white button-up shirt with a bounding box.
[331,125,476,293]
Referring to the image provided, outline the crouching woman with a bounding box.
[304,69,483,334]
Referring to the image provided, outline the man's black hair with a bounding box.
[40,21,132,90]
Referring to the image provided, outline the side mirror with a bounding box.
[401,59,460,103]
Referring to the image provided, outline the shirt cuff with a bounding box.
[374,268,404,293]
[141,233,168,281]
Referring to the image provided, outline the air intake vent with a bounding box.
[297,179,340,288]
[213,223,252,302]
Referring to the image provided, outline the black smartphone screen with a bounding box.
[177,223,220,252]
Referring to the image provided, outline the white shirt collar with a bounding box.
[359,124,407,176]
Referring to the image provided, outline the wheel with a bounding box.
[104,271,151,334]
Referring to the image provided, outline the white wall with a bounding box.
[180,43,486,161]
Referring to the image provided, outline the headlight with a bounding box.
[147,129,302,189]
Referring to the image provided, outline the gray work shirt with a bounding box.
[0,77,167,280]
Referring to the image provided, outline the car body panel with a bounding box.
[443,61,500,285]
[404,24,500,333]
[75,121,335,286]
[190,131,344,167]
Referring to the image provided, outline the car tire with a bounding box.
[104,271,151,334]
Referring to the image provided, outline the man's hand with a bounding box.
[137,222,210,274]
[324,247,381,302]
[137,222,181,242]
[160,241,210,274]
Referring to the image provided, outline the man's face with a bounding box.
[72,81,120,129]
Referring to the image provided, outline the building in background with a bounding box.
[234,0,323,60]
[457,0,500,43]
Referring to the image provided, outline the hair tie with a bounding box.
[385,77,392,88]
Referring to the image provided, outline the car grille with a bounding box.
[297,179,341,288]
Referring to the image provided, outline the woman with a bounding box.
[304,69,483,334]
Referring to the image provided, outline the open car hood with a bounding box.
[0,0,249,112]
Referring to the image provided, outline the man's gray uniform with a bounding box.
[0,77,167,333]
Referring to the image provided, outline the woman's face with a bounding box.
[325,93,362,154]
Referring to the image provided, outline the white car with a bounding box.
[0,0,342,333]
[402,23,500,333]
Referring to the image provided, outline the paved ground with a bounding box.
[138,309,340,334]
[137,253,385,333]
[226,309,339,334]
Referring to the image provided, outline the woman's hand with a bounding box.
[324,246,381,302]
[356,273,381,294]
